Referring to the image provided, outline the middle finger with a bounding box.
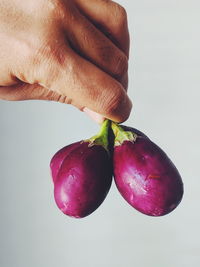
[64,9,128,84]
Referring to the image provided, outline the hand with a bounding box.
[0,0,132,122]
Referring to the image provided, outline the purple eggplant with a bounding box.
[111,122,184,216]
[50,142,80,183]
[50,120,112,218]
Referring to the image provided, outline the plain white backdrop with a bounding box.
[1,0,200,266]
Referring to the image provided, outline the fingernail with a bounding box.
[83,108,105,124]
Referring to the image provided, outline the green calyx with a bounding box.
[85,119,110,152]
[111,122,137,146]
[85,120,137,151]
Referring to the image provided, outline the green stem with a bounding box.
[85,120,111,151]
[111,122,137,146]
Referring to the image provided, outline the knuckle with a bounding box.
[103,86,124,115]
[120,73,128,91]
[43,0,66,20]
[99,45,115,66]
[98,45,128,78]
[22,0,66,22]
[38,42,67,67]
[16,38,45,68]
[117,5,127,19]
[13,39,42,83]
[113,54,128,78]
[112,3,127,26]
[23,41,69,85]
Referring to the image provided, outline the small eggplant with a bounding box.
[111,123,184,216]
[50,142,80,184]
[50,120,112,218]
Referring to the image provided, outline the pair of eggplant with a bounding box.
[50,120,183,218]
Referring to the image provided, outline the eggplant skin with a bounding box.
[113,137,184,216]
[50,142,80,183]
[53,142,113,218]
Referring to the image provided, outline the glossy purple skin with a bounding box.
[113,137,183,216]
[52,142,112,218]
[50,142,80,183]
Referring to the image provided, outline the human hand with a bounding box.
[0,0,132,122]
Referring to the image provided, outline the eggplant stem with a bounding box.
[111,122,137,146]
[85,120,110,152]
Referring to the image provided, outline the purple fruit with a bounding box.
[112,123,183,216]
[50,120,112,218]
[50,142,80,183]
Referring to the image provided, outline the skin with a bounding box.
[50,141,80,182]
[0,0,132,123]
[113,138,183,216]
[54,142,113,218]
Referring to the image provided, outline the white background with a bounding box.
[0,0,200,266]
